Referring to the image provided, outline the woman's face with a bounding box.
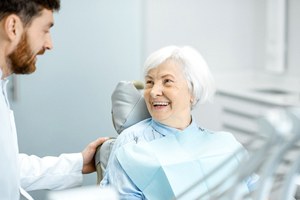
[144,60,193,130]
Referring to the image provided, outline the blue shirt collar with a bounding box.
[150,117,201,137]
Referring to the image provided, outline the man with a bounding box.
[0,1,107,199]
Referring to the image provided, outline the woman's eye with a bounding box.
[164,79,173,84]
[145,80,153,88]
[145,80,153,84]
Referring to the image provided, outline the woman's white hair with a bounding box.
[143,45,216,109]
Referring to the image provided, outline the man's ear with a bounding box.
[3,14,24,41]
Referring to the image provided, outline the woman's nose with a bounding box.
[150,83,163,98]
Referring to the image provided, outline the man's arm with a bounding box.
[19,137,108,191]
[82,137,109,174]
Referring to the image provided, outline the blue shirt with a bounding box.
[100,118,252,199]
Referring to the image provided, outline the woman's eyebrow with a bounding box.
[161,74,175,79]
[145,73,176,79]
[145,74,153,79]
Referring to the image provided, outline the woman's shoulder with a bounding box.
[114,118,153,145]
[203,129,242,146]
[120,118,152,135]
[201,129,248,161]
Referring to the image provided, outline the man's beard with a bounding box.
[8,34,37,74]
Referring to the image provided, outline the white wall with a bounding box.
[288,0,300,75]
[143,0,266,72]
[143,0,299,75]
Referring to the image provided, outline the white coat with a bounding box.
[0,70,83,200]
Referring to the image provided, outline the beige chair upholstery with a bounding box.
[95,81,150,184]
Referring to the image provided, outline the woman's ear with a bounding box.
[190,96,195,105]
[3,14,23,41]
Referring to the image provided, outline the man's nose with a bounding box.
[44,34,53,50]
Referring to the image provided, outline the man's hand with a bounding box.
[81,137,109,174]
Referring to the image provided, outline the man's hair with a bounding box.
[0,0,60,26]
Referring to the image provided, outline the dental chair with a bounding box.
[94,80,150,184]
[46,81,146,200]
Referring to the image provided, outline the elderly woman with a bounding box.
[101,46,251,199]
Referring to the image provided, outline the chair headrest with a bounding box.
[111,81,150,134]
